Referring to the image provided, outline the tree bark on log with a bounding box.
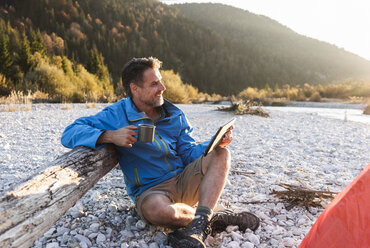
[0,145,118,248]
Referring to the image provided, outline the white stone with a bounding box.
[154,232,167,245]
[149,242,159,248]
[128,241,139,247]
[120,230,134,242]
[69,201,84,218]
[227,241,240,248]
[96,233,106,243]
[70,210,83,218]
[83,230,92,237]
[231,231,243,241]
[106,227,113,238]
[125,216,135,227]
[136,220,146,230]
[121,243,129,248]
[56,227,70,236]
[34,240,43,248]
[89,223,100,233]
[246,233,260,246]
[276,215,287,221]
[272,227,286,235]
[75,234,92,247]
[297,218,306,226]
[283,237,296,247]
[108,203,117,212]
[44,227,56,238]
[257,211,270,221]
[242,241,254,248]
[270,238,279,246]
[138,239,149,248]
[61,233,69,244]
[285,220,294,226]
[45,242,59,248]
[88,233,98,239]
[293,229,302,236]
[79,241,88,248]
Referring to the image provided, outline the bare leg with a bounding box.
[141,194,195,228]
[141,147,230,228]
[198,147,230,209]
[165,148,231,247]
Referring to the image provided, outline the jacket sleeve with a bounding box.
[61,106,118,150]
[176,114,210,165]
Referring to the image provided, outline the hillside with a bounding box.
[1,0,370,97]
[176,3,370,85]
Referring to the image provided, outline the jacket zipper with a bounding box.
[131,118,175,181]
[156,132,176,176]
[152,120,176,175]
[134,168,141,186]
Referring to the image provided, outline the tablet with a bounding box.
[203,118,236,156]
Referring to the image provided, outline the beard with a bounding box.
[153,95,164,107]
[139,93,164,108]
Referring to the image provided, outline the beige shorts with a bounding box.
[135,156,204,223]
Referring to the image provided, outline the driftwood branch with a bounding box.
[217,100,270,117]
[270,180,337,210]
[0,145,118,248]
[230,169,256,176]
[241,200,282,205]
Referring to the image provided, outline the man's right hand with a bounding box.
[97,125,138,148]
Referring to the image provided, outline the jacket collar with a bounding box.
[125,98,148,121]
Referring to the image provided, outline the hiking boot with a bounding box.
[167,215,212,248]
[210,210,260,235]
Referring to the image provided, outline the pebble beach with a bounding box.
[1,103,369,248]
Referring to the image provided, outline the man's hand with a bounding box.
[97,125,138,148]
[218,126,234,148]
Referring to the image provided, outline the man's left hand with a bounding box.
[218,126,233,148]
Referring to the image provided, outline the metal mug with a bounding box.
[138,124,155,142]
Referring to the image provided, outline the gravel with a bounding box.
[1,102,369,247]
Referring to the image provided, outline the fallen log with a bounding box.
[0,145,118,248]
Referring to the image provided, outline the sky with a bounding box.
[161,0,370,61]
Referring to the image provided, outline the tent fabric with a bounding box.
[299,164,370,248]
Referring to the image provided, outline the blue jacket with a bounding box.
[61,98,209,202]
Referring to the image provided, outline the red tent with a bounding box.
[299,164,370,248]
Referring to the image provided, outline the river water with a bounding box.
[265,102,370,125]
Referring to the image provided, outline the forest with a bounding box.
[1,0,370,102]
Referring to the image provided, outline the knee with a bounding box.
[141,197,175,225]
[142,204,162,224]
[217,147,231,160]
[147,206,178,226]
[214,147,231,171]
[202,147,231,174]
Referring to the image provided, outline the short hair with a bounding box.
[121,57,162,97]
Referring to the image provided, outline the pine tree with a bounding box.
[87,47,109,81]
[264,83,271,92]
[0,33,13,79]
[86,48,100,75]
[18,33,33,73]
[30,29,46,55]
[96,53,109,81]
[61,56,68,74]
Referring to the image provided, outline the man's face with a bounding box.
[134,68,166,108]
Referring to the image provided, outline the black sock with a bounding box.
[195,206,213,221]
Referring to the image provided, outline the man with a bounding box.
[61,57,259,248]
